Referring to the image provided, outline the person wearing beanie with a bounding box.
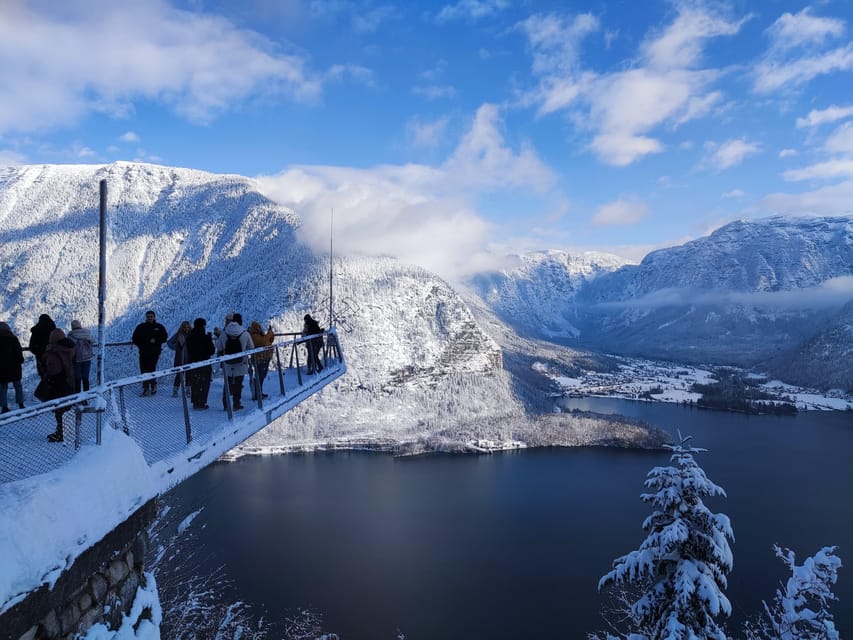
[68,319,94,393]
[131,310,167,396]
[40,328,76,442]
[0,322,25,413]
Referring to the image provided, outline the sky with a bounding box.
[1,0,853,274]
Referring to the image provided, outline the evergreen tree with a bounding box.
[744,545,842,640]
[598,433,734,639]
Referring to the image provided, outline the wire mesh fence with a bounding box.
[0,330,343,485]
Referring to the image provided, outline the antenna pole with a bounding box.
[97,179,108,386]
[329,208,334,329]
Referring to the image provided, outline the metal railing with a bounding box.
[0,329,344,486]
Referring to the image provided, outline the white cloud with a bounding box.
[721,189,745,199]
[518,6,742,166]
[591,198,648,226]
[120,131,140,143]
[796,104,853,128]
[783,159,853,181]
[824,122,853,155]
[407,116,450,149]
[760,180,853,215]
[703,138,761,170]
[0,149,26,165]
[754,9,853,93]
[436,0,509,23]
[765,8,845,53]
[255,104,557,281]
[778,148,797,158]
[77,146,95,158]
[0,0,327,135]
[754,44,853,93]
[641,5,746,70]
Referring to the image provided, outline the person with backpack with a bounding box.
[0,322,25,413]
[166,320,191,397]
[40,328,76,442]
[131,310,167,396]
[68,319,94,393]
[301,314,325,374]
[215,312,253,410]
[186,317,215,410]
[29,313,56,378]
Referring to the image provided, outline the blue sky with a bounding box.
[1,0,852,278]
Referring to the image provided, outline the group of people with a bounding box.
[131,310,324,412]
[0,309,327,440]
[0,313,96,441]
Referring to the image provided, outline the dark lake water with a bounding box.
[162,399,853,639]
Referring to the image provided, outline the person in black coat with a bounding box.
[29,314,56,378]
[0,322,25,413]
[185,317,215,410]
[301,314,324,374]
[131,310,167,396]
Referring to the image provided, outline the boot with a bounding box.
[47,430,64,442]
[1,407,9,414]
[18,403,25,410]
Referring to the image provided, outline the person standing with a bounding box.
[186,318,215,410]
[42,328,76,442]
[68,319,94,393]
[248,320,275,400]
[167,320,191,396]
[301,314,324,374]
[28,314,56,378]
[215,313,253,410]
[0,322,25,413]
[131,310,167,396]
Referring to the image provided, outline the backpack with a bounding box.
[74,338,93,363]
[224,333,244,364]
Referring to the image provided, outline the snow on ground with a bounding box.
[0,428,156,613]
[547,355,853,410]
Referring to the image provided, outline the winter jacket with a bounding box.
[214,322,254,377]
[68,327,95,363]
[29,315,56,361]
[132,320,168,356]
[186,327,215,372]
[42,329,75,398]
[0,328,24,383]
[248,321,275,363]
[167,330,190,367]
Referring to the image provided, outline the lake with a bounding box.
[159,399,853,638]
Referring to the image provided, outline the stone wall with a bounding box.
[1,499,157,640]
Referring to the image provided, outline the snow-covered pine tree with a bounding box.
[744,545,842,640]
[597,433,734,639]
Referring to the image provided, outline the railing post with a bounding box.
[119,386,129,434]
[180,370,192,443]
[274,344,286,396]
[74,406,83,450]
[292,343,303,386]
[222,364,234,420]
[251,355,263,410]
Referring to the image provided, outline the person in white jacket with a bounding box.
[214,313,254,410]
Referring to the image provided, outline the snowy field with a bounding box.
[544,356,853,411]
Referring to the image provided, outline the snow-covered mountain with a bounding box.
[0,162,663,451]
[469,216,853,380]
[467,250,627,340]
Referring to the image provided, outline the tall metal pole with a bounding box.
[97,180,107,386]
[328,208,334,330]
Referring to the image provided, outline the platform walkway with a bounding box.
[0,330,346,493]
